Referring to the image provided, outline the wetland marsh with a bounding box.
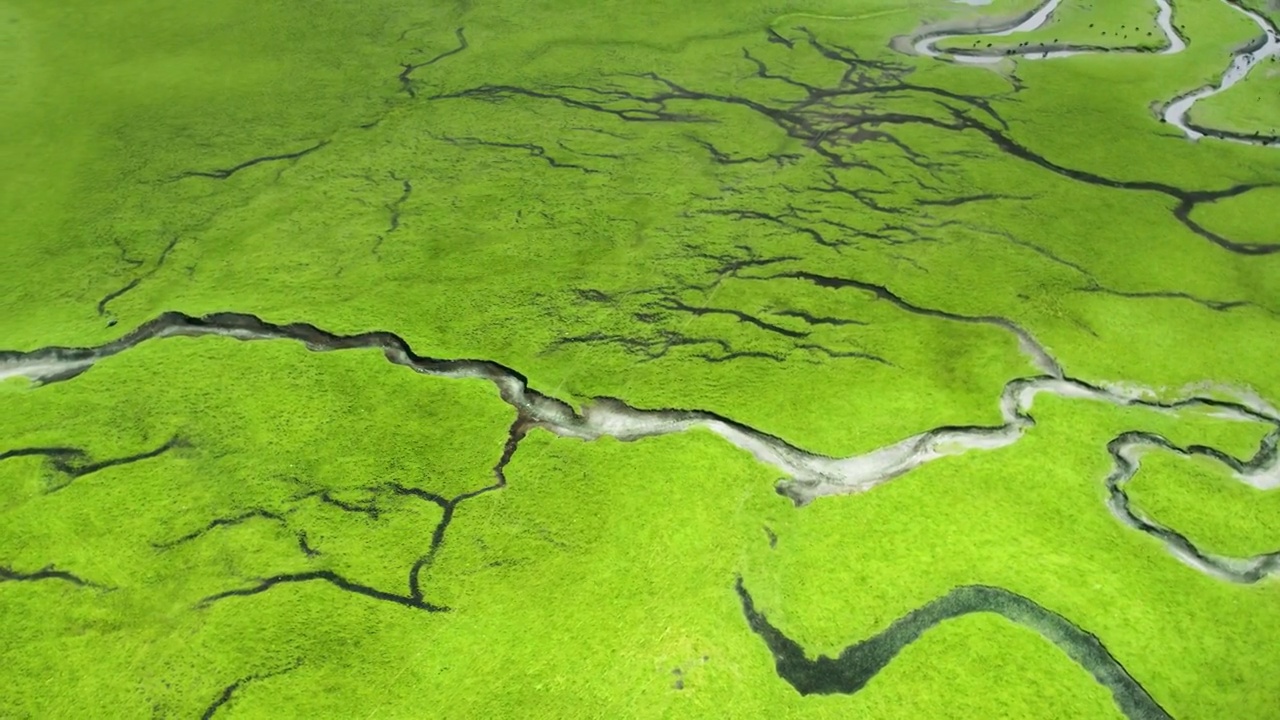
[2,0,1278,717]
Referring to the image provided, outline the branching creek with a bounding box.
[909,0,1280,146]
[2,310,1276,585]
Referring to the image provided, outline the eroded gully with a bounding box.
[910,0,1280,147]
[1,310,1277,584]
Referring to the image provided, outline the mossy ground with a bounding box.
[2,0,1279,716]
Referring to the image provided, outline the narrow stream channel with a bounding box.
[2,311,1276,583]
[1163,0,1280,143]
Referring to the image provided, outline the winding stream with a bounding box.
[2,310,1277,584]
[912,0,1184,63]
[1164,0,1280,144]
[736,579,1172,719]
[909,0,1279,146]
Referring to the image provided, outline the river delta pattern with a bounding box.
[1,0,1278,718]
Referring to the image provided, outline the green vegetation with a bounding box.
[8,336,1278,718]
[1186,185,1280,249]
[1126,452,1280,557]
[1182,0,1280,137]
[0,0,1274,446]
[0,339,516,716]
[2,0,1279,716]
[768,391,1280,720]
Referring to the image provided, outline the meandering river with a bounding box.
[3,311,1277,583]
[911,0,1278,145]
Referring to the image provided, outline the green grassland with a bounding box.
[0,339,518,716]
[3,0,1275,452]
[3,0,1280,716]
